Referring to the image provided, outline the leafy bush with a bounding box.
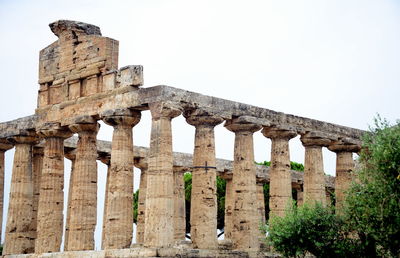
[268,202,362,258]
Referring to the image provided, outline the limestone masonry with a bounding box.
[0,20,363,257]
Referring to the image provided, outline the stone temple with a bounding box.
[0,20,364,257]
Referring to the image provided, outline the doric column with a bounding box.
[328,140,360,212]
[64,148,77,250]
[144,102,181,247]
[4,134,38,255]
[66,118,99,251]
[256,181,266,238]
[0,140,13,245]
[134,157,148,245]
[185,111,223,249]
[300,132,331,205]
[293,185,303,206]
[225,119,261,251]
[223,176,233,241]
[35,123,72,253]
[173,167,186,242]
[102,110,141,249]
[262,127,297,217]
[31,147,43,249]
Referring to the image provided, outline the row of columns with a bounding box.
[0,104,360,255]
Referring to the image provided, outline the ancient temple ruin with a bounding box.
[0,20,363,257]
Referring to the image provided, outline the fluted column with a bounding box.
[225,119,261,251]
[102,110,141,249]
[256,181,266,239]
[300,132,331,205]
[134,158,148,245]
[4,134,38,255]
[0,140,13,245]
[223,176,233,241]
[31,147,43,250]
[144,102,181,247]
[35,124,72,253]
[262,127,297,217]
[328,140,360,212]
[185,112,223,249]
[173,167,186,242]
[64,149,77,250]
[66,119,99,251]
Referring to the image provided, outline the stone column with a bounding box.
[223,176,233,241]
[225,119,261,251]
[66,119,99,251]
[35,124,72,253]
[135,158,148,245]
[328,141,360,212]
[64,149,77,250]
[185,112,223,249]
[102,110,141,249]
[4,134,38,255]
[173,167,186,242]
[256,181,266,235]
[300,132,331,205]
[144,102,181,247]
[294,185,303,206]
[0,140,13,245]
[31,147,43,248]
[262,127,297,217]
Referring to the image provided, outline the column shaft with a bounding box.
[64,152,76,250]
[144,104,180,247]
[35,137,66,253]
[256,182,266,235]
[224,178,233,241]
[66,124,98,251]
[4,141,36,255]
[303,146,326,205]
[335,151,355,211]
[136,167,147,244]
[189,124,220,249]
[31,148,43,247]
[0,142,13,244]
[102,114,139,249]
[101,160,110,248]
[173,169,186,241]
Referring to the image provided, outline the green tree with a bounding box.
[345,117,400,257]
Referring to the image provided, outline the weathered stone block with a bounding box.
[117,65,143,87]
[68,80,81,100]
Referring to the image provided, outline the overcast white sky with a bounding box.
[0,0,399,250]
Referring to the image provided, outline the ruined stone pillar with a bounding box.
[256,181,266,236]
[66,119,99,251]
[262,127,297,217]
[173,167,186,242]
[144,102,181,247]
[102,110,141,249]
[31,147,44,248]
[98,154,110,249]
[135,158,148,245]
[4,134,38,255]
[300,132,331,205]
[185,112,223,249]
[64,149,77,250]
[35,124,72,253]
[328,141,360,212]
[223,176,233,241]
[294,185,303,206]
[0,140,13,245]
[225,119,261,251]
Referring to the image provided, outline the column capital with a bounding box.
[149,102,181,120]
[102,109,141,128]
[98,152,111,166]
[328,138,361,153]
[225,118,262,133]
[184,109,224,127]
[7,131,39,145]
[262,126,297,140]
[68,117,100,133]
[37,122,72,139]
[134,157,148,170]
[300,131,333,147]
[0,139,13,151]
